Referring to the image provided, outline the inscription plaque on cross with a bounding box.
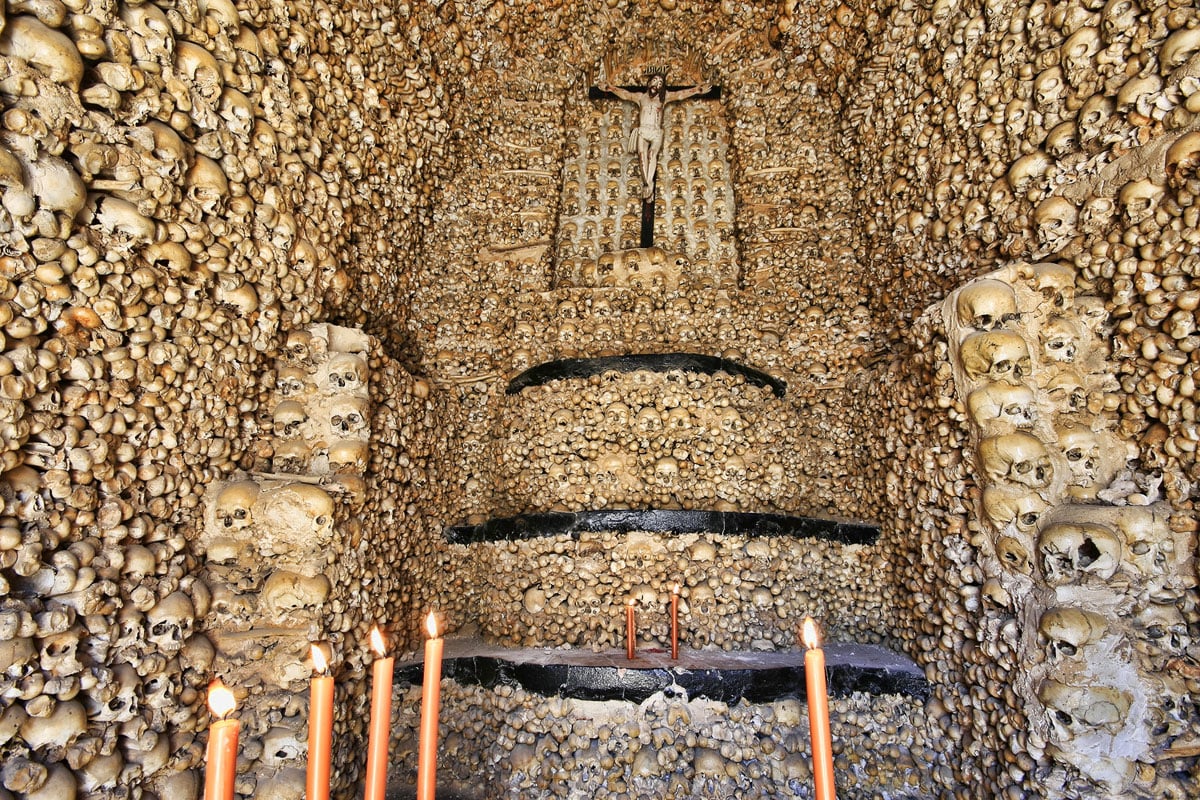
[589,73,720,248]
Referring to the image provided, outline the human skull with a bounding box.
[121,2,175,66]
[1038,679,1130,737]
[328,439,368,474]
[327,353,367,393]
[1101,0,1137,42]
[994,534,1032,573]
[38,627,83,678]
[688,583,716,615]
[1119,178,1164,226]
[219,87,254,137]
[653,457,679,491]
[688,540,717,562]
[273,439,310,473]
[261,727,306,767]
[1044,121,1079,159]
[174,41,223,103]
[1040,316,1081,363]
[1044,369,1088,415]
[1033,197,1078,252]
[253,119,280,162]
[1165,131,1200,190]
[1076,94,1114,145]
[262,570,330,616]
[1033,66,1066,112]
[184,154,228,216]
[1112,506,1176,592]
[145,591,195,655]
[955,280,1019,331]
[1038,521,1122,585]
[1079,196,1116,237]
[285,329,320,365]
[979,433,1054,488]
[276,366,310,399]
[19,699,87,755]
[1039,607,1108,661]
[273,401,307,438]
[262,483,336,546]
[968,382,1037,431]
[635,407,662,435]
[1061,27,1102,85]
[1003,151,1051,200]
[213,481,259,533]
[1133,602,1190,659]
[665,407,691,432]
[329,397,369,438]
[1057,425,1103,487]
[959,331,1032,384]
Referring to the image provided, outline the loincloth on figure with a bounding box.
[626,126,664,154]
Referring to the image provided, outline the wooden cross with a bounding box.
[589,81,721,248]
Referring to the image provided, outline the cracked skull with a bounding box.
[1038,520,1122,585]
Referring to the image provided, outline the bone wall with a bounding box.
[2,0,1200,798]
[0,0,452,797]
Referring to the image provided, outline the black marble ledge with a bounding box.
[394,640,928,704]
[506,353,787,397]
[446,509,879,545]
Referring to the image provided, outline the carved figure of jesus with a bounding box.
[599,72,712,200]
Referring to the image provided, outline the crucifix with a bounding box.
[589,71,720,248]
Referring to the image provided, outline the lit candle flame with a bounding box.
[370,626,387,656]
[628,598,636,608]
[802,616,820,650]
[425,612,439,639]
[672,583,681,595]
[208,679,236,719]
[311,644,328,673]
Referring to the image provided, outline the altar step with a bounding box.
[393,638,927,704]
[379,639,939,800]
[446,509,879,545]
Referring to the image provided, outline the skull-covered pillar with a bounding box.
[197,324,372,797]
[940,263,1196,798]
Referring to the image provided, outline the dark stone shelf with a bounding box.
[446,509,879,545]
[505,353,787,397]
[395,640,928,704]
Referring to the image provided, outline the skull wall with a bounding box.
[2,0,1199,798]
[0,0,453,797]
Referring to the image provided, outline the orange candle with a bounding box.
[364,627,394,800]
[803,617,836,800]
[307,646,334,800]
[670,584,680,660]
[417,612,444,800]
[625,599,636,660]
[204,679,239,800]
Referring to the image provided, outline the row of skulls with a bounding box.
[946,263,1196,796]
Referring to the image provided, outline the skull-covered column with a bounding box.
[198,324,372,797]
[942,263,1196,799]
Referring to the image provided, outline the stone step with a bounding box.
[506,352,787,396]
[394,639,927,704]
[446,509,879,545]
